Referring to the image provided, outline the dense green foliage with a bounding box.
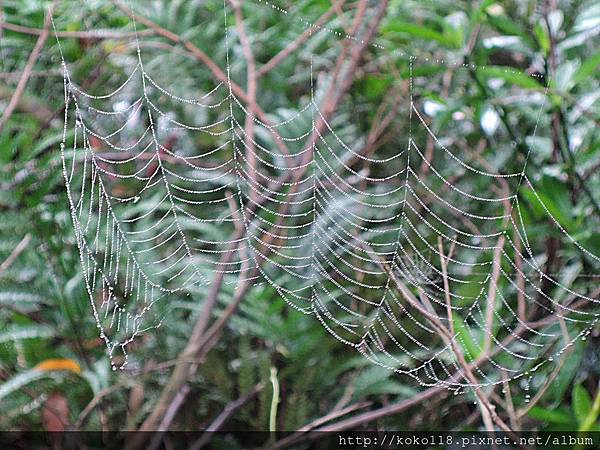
[0,0,599,442]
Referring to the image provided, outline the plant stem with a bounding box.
[269,367,280,434]
[579,383,600,433]
[575,383,600,450]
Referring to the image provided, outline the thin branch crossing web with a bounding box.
[54,0,599,398]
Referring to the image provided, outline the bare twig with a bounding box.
[112,0,232,94]
[75,382,127,429]
[483,234,505,353]
[317,386,446,432]
[146,385,191,450]
[438,236,455,335]
[256,0,346,78]
[0,233,32,275]
[419,69,453,175]
[434,241,509,434]
[459,148,511,353]
[266,401,372,450]
[190,383,265,450]
[230,0,259,199]
[513,223,527,321]
[318,298,588,434]
[0,1,56,133]
[501,371,520,430]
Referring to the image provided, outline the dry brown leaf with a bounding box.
[42,392,69,432]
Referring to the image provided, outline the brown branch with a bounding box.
[230,0,258,199]
[457,139,513,354]
[483,234,505,353]
[112,0,231,93]
[266,401,372,450]
[75,382,127,429]
[189,383,264,450]
[146,385,191,450]
[256,0,346,78]
[501,370,520,430]
[317,386,446,432]
[514,222,527,321]
[298,0,386,173]
[132,236,245,436]
[0,1,56,133]
[419,69,453,175]
[438,236,455,336]
[316,315,534,433]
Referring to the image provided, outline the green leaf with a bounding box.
[0,291,45,313]
[573,52,600,86]
[520,175,576,232]
[476,66,541,89]
[554,60,579,92]
[400,64,446,79]
[528,406,578,426]
[385,22,455,47]
[454,317,481,362]
[525,136,553,160]
[353,365,416,398]
[29,130,75,160]
[534,22,550,54]
[357,379,417,397]
[573,384,593,425]
[485,15,521,36]
[362,74,391,99]
[0,325,54,344]
[0,370,47,400]
[550,340,585,401]
[573,3,600,33]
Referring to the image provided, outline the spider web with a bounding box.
[54,0,599,395]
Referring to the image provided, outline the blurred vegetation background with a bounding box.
[0,0,599,445]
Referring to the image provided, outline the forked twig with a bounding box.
[0,1,57,133]
[266,401,372,450]
[230,0,259,198]
[483,234,505,353]
[256,0,346,78]
[437,236,456,335]
[189,383,265,450]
